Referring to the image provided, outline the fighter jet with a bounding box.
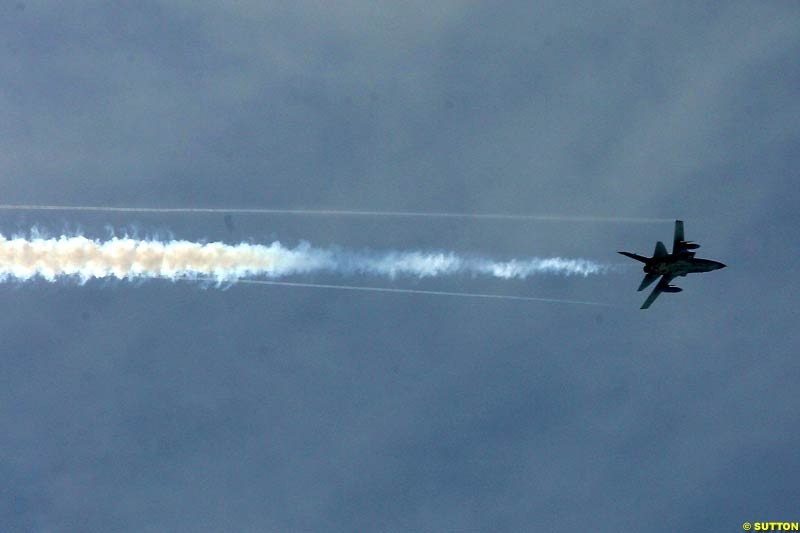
[618,220,726,309]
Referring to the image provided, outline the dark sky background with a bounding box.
[2,2,799,532]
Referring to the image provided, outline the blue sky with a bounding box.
[1,2,799,531]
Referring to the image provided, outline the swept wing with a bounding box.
[672,220,700,256]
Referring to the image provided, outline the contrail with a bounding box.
[214,278,614,307]
[0,234,607,282]
[0,204,671,223]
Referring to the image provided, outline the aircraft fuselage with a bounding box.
[644,256,726,277]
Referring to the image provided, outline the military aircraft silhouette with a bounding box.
[619,220,726,309]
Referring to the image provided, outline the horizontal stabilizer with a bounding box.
[637,272,660,291]
[618,251,649,263]
[640,275,674,309]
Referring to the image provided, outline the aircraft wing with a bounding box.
[672,219,700,256]
[640,275,674,309]
[672,220,685,254]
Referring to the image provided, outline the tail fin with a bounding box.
[653,241,668,258]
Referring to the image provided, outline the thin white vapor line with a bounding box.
[212,277,615,307]
[0,204,672,223]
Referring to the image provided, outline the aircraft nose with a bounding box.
[715,262,726,270]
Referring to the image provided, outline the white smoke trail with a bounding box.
[0,234,607,282]
[0,204,672,223]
